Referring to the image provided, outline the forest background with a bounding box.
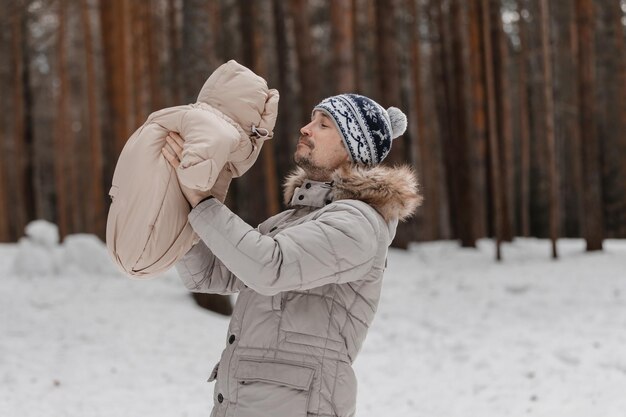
[1,0,625,258]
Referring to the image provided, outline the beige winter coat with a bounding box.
[106,60,279,277]
[175,164,422,417]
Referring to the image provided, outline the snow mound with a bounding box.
[11,220,120,277]
[60,233,118,276]
[25,219,59,247]
[12,235,63,277]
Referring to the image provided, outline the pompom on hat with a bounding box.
[313,93,407,166]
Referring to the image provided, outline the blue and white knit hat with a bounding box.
[313,94,407,166]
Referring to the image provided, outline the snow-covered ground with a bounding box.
[1,222,625,417]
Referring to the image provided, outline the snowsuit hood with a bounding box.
[196,59,279,138]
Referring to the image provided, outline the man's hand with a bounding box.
[161,131,184,169]
[161,132,212,208]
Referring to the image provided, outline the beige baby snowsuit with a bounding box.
[106,60,279,277]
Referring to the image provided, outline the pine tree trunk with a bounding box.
[81,0,105,239]
[0,148,7,240]
[481,0,503,260]
[209,1,222,61]
[552,0,583,239]
[145,0,162,110]
[562,11,584,239]
[66,1,83,235]
[613,0,626,237]
[539,0,559,258]
[430,1,456,238]
[0,5,8,238]
[595,0,626,238]
[182,0,220,103]
[576,0,603,251]
[489,0,513,243]
[419,0,452,240]
[167,0,182,104]
[467,0,488,239]
[354,0,378,95]
[251,1,280,218]
[289,0,319,125]
[528,0,553,238]
[131,1,145,124]
[0,2,9,241]
[0,93,7,237]
[450,0,477,247]
[375,0,402,120]
[432,0,474,245]
[518,6,531,237]
[331,0,355,92]
[55,0,70,239]
[377,0,408,247]
[271,0,299,186]
[100,0,133,157]
[409,0,436,241]
[9,3,31,240]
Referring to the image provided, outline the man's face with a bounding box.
[294,111,350,180]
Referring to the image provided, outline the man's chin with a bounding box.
[294,155,313,170]
[294,150,309,165]
[293,155,306,168]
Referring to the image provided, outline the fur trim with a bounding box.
[283,164,423,222]
[283,168,306,206]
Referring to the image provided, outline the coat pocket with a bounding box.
[233,357,315,417]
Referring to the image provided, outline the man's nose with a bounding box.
[300,122,312,136]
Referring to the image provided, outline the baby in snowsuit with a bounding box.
[106,60,279,278]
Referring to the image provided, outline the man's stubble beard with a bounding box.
[294,151,333,181]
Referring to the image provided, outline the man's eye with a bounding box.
[320,123,328,128]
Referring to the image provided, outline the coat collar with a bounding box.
[288,179,334,208]
[283,164,423,222]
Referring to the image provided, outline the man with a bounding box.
[162,93,422,417]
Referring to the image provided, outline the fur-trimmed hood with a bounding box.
[283,164,423,222]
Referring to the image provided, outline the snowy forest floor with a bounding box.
[1,237,625,417]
